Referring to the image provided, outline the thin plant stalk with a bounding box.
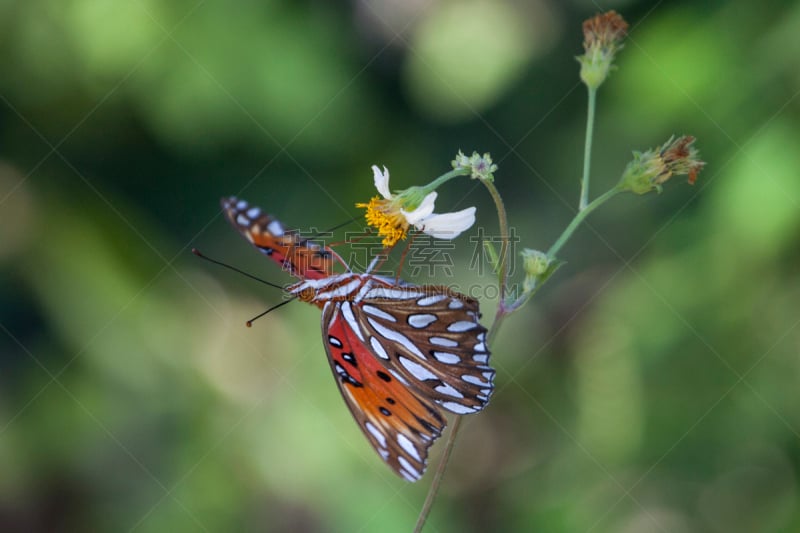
[414,177,511,532]
[579,87,597,211]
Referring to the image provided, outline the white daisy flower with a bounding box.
[357,165,476,247]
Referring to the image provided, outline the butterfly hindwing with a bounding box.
[356,285,494,415]
[220,196,335,280]
[322,301,446,481]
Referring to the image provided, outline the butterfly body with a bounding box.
[222,197,494,481]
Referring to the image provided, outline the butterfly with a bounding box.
[221,196,494,481]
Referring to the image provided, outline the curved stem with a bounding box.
[413,416,462,533]
[579,87,597,211]
[414,178,510,532]
[481,179,510,307]
[426,167,471,192]
[547,186,620,259]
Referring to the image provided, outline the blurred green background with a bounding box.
[1,0,799,531]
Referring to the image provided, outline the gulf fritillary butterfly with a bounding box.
[221,197,494,481]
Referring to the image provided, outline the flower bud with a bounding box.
[618,136,705,195]
[521,248,550,292]
[452,150,498,182]
[577,11,628,89]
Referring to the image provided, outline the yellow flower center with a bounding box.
[356,196,409,247]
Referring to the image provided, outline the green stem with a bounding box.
[547,186,620,259]
[425,167,471,192]
[579,87,597,211]
[414,177,510,533]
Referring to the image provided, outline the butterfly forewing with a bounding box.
[220,196,336,280]
[322,301,445,481]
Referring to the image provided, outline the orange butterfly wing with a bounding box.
[221,196,336,280]
[322,301,445,481]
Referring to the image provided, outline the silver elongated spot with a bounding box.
[473,353,489,364]
[317,278,362,300]
[432,352,460,364]
[408,314,437,329]
[430,336,458,348]
[328,335,343,348]
[448,321,478,332]
[417,294,448,306]
[398,356,437,381]
[369,336,389,359]
[441,401,477,415]
[463,374,490,386]
[365,421,387,448]
[435,383,464,399]
[236,214,249,226]
[341,302,365,342]
[474,342,486,352]
[368,318,425,358]
[398,457,421,481]
[246,207,261,218]
[397,434,422,462]
[362,304,397,322]
[448,299,464,309]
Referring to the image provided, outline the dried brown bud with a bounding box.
[619,136,706,195]
[577,11,629,89]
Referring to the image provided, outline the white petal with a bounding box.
[401,192,437,225]
[415,207,476,239]
[372,165,391,199]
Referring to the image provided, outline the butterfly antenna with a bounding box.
[246,297,297,327]
[192,248,286,292]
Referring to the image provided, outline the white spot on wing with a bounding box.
[463,375,489,386]
[317,278,361,300]
[369,337,389,359]
[328,336,342,348]
[398,457,421,480]
[448,299,464,309]
[246,207,261,218]
[398,356,437,381]
[435,383,464,399]
[378,448,390,460]
[400,469,417,482]
[389,369,410,386]
[441,401,477,414]
[236,199,247,209]
[473,353,489,364]
[365,422,387,448]
[236,214,249,226]
[448,321,478,332]
[418,294,448,306]
[430,336,458,348]
[368,318,425,358]
[267,220,284,235]
[362,304,397,322]
[340,302,364,342]
[408,314,437,328]
[397,434,422,462]
[432,352,460,364]
[474,342,486,352]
